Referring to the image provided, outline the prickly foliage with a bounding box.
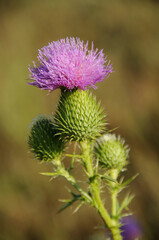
[55,89,106,141]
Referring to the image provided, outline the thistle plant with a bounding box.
[27,37,138,240]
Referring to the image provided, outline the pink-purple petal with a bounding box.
[28,37,113,91]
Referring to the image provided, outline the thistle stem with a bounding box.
[80,141,122,240]
[54,157,92,204]
[110,169,118,221]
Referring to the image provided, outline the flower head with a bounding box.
[120,216,142,240]
[28,37,113,91]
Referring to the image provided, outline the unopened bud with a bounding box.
[55,89,106,142]
[95,134,129,170]
[28,115,65,162]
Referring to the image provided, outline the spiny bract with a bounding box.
[94,134,129,170]
[28,115,65,161]
[54,89,106,142]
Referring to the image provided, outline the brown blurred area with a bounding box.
[0,0,159,239]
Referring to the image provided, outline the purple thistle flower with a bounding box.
[120,216,142,240]
[28,37,113,91]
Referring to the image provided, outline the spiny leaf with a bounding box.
[70,192,81,199]
[59,199,72,203]
[58,198,77,213]
[120,212,133,218]
[117,193,134,216]
[40,172,59,177]
[118,174,139,191]
[73,201,85,214]
[58,193,82,213]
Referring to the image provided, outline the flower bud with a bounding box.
[54,89,106,142]
[28,115,65,161]
[94,134,129,170]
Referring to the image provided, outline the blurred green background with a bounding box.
[0,0,159,239]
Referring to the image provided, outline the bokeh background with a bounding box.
[0,0,159,239]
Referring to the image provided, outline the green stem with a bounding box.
[62,169,92,203]
[80,140,122,240]
[109,169,122,240]
[110,169,118,222]
[68,142,77,173]
[54,156,92,204]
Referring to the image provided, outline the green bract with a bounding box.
[95,134,129,170]
[28,115,65,161]
[55,89,106,141]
